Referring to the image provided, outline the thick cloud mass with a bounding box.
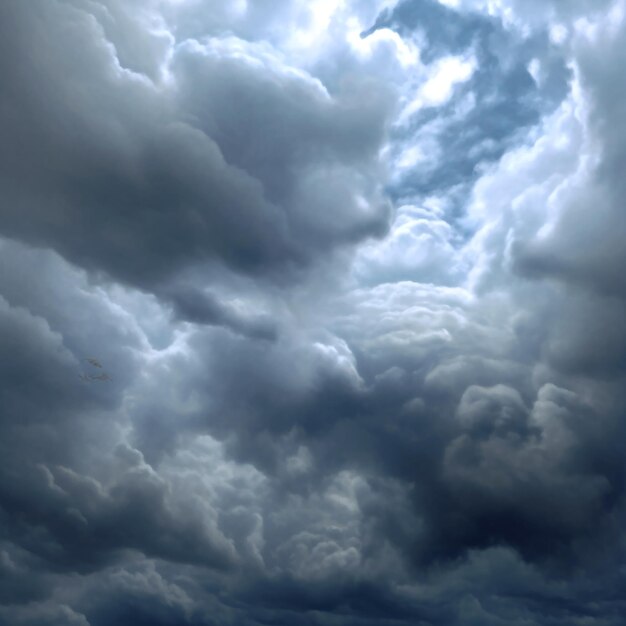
[1,0,626,624]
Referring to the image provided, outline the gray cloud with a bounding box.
[0,0,391,297]
[1,0,626,624]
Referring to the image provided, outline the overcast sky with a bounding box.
[1,0,625,624]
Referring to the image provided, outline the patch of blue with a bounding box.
[364,0,571,222]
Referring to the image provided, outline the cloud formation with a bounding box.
[1,0,625,624]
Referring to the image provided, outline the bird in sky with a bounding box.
[79,358,110,382]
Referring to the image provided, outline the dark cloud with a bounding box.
[513,20,626,301]
[0,0,390,296]
[1,0,625,624]
[165,284,278,340]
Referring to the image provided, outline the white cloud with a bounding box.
[399,55,476,122]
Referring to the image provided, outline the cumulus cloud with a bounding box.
[1,0,625,624]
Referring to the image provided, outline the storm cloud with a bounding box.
[1,0,625,624]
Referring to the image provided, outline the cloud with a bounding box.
[399,55,476,119]
[1,0,626,624]
[0,0,391,297]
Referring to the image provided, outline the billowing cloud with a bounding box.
[1,0,625,624]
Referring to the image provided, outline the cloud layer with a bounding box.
[1,0,625,624]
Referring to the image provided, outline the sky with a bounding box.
[0,0,625,624]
